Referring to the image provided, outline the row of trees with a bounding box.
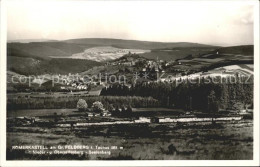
[77,99,133,116]
[7,95,160,110]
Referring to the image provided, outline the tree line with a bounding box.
[7,95,160,110]
[101,75,254,111]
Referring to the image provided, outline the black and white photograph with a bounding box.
[0,0,259,166]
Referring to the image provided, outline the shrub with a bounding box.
[231,101,245,111]
[92,101,104,113]
[77,99,88,112]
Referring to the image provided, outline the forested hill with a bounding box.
[215,45,253,56]
[64,38,215,50]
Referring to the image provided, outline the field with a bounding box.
[160,45,253,73]
[7,119,253,160]
[7,109,77,118]
[141,47,217,61]
[168,64,255,80]
[69,46,150,62]
[6,106,253,160]
[7,108,184,119]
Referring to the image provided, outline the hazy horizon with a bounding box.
[7,0,254,46]
[7,37,253,47]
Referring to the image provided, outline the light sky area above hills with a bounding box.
[7,0,254,46]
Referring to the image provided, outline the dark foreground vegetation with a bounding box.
[7,120,253,160]
[101,76,254,111]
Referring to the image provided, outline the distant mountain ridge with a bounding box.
[64,38,215,50]
[8,39,57,43]
[6,38,253,75]
[7,38,218,63]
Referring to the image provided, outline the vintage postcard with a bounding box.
[0,0,259,166]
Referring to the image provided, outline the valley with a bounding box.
[6,38,254,161]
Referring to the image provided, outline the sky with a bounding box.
[7,0,254,46]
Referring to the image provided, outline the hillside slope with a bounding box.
[7,42,99,59]
[141,47,218,61]
[7,56,102,75]
[8,38,217,62]
[199,45,253,60]
[8,39,252,75]
[64,38,215,50]
[215,45,253,56]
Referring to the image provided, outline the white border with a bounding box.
[0,0,259,166]
[253,1,260,164]
[0,0,7,166]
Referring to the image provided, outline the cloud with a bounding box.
[234,6,254,25]
[240,12,254,25]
